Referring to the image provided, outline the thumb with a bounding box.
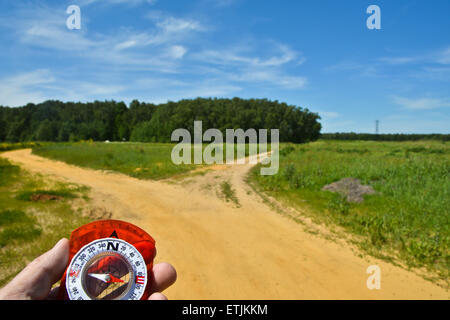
[0,238,69,300]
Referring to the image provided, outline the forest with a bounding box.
[0,98,322,143]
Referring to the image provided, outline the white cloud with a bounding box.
[197,44,300,67]
[0,70,54,107]
[8,5,200,73]
[436,47,450,65]
[193,44,307,89]
[228,70,307,89]
[378,46,450,66]
[111,16,205,52]
[17,7,96,52]
[319,111,340,119]
[377,56,417,65]
[208,0,238,7]
[392,96,450,110]
[167,45,187,59]
[156,17,204,33]
[0,69,128,107]
[114,40,138,51]
[1,2,310,107]
[80,0,157,6]
[132,77,242,103]
[324,61,379,77]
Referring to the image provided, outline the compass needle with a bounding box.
[87,273,110,283]
[108,274,125,283]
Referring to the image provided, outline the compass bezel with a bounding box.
[65,237,148,300]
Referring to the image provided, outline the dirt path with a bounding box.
[2,149,448,299]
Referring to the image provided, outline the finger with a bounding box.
[148,262,177,294]
[0,238,69,300]
[46,286,60,300]
[148,292,167,300]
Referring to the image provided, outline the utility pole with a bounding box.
[375,120,379,134]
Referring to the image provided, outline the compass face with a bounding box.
[66,238,148,300]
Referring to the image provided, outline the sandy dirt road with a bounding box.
[2,149,448,299]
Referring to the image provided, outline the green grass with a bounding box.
[0,157,91,287]
[219,181,240,207]
[0,159,20,187]
[32,142,202,180]
[250,140,450,282]
[0,142,46,152]
[0,209,42,247]
[32,141,259,180]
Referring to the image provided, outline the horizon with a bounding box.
[0,0,449,134]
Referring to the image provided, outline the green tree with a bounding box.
[35,120,57,141]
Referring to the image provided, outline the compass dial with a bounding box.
[66,238,147,300]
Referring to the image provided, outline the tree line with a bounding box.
[0,98,322,143]
[321,132,450,141]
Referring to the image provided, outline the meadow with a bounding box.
[0,142,44,152]
[250,140,449,281]
[0,155,91,286]
[32,141,199,180]
[32,141,257,180]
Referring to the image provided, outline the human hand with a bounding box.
[0,238,177,300]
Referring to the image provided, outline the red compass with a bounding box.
[58,220,156,300]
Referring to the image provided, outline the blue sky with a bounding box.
[0,0,449,133]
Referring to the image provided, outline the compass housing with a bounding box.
[58,220,156,300]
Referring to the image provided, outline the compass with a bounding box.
[58,220,156,300]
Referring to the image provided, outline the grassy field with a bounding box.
[0,142,45,152]
[32,141,257,180]
[32,141,198,180]
[0,155,91,287]
[250,140,449,282]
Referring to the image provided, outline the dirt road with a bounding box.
[2,149,448,299]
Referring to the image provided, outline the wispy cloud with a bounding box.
[197,44,301,67]
[326,46,450,80]
[378,46,450,66]
[192,43,307,89]
[392,96,450,110]
[436,47,450,65]
[319,111,340,119]
[113,15,206,49]
[1,1,309,106]
[324,61,379,77]
[167,45,187,59]
[382,113,450,134]
[0,70,54,107]
[228,70,307,89]
[209,0,238,7]
[0,69,127,107]
[377,56,418,65]
[80,0,158,6]
[7,4,201,73]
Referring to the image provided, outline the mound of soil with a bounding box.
[322,178,376,203]
[30,194,64,202]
